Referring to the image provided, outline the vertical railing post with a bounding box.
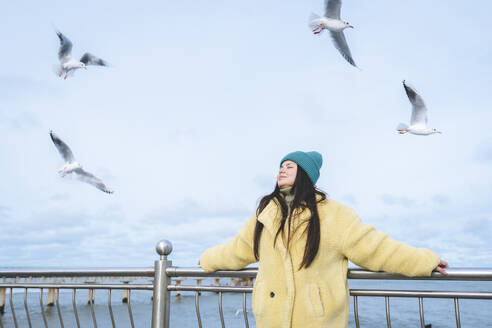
[152,239,173,328]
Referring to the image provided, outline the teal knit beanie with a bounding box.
[280,151,323,185]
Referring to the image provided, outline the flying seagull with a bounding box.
[310,0,357,67]
[397,81,442,136]
[55,30,108,79]
[50,131,114,194]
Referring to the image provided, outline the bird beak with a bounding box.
[84,66,87,70]
[349,25,354,29]
[438,131,442,134]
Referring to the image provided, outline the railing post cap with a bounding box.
[156,239,173,256]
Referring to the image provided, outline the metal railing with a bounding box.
[0,267,155,328]
[348,268,492,328]
[1,239,491,328]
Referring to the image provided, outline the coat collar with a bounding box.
[257,198,282,236]
[257,197,318,237]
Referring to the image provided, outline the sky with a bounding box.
[0,0,491,268]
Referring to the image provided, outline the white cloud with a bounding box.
[341,194,358,206]
[380,194,417,208]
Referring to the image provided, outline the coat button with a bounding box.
[270,292,275,298]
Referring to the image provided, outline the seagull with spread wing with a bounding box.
[397,81,442,136]
[50,131,114,194]
[55,30,108,79]
[310,0,357,67]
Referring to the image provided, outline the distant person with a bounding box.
[200,151,448,327]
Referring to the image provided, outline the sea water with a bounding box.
[0,279,491,327]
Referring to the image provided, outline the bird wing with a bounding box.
[329,31,356,67]
[324,0,342,19]
[72,168,113,194]
[403,81,428,125]
[50,131,75,163]
[80,53,107,66]
[56,31,73,62]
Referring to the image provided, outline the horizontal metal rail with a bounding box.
[0,283,153,290]
[0,268,154,278]
[168,285,253,293]
[350,289,492,299]
[348,268,492,281]
[2,267,492,281]
[167,285,492,300]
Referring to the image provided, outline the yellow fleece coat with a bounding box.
[200,198,440,328]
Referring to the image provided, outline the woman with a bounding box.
[200,151,448,328]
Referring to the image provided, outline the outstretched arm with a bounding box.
[200,215,257,272]
[340,206,442,277]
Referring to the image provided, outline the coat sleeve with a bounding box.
[200,215,258,272]
[339,206,441,277]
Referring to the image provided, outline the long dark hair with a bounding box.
[253,165,326,269]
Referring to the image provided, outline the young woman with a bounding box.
[200,151,448,328]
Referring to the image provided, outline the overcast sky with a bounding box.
[1,0,491,268]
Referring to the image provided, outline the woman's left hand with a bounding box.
[434,259,449,275]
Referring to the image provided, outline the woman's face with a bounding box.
[277,160,297,188]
